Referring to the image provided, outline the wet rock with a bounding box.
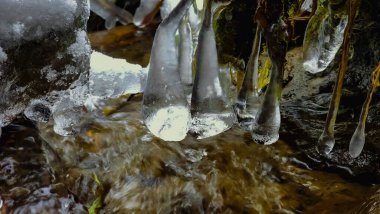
[0,0,91,128]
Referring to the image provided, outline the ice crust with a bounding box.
[0,0,91,136]
[0,0,78,48]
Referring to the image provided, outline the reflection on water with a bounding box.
[32,95,377,213]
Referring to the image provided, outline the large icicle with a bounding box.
[234,25,262,130]
[303,0,348,73]
[90,0,133,29]
[178,15,194,98]
[251,0,288,145]
[189,0,236,139]
[142,0,193,141]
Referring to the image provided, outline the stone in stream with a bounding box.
[142,0,193,141]
[0,0,91,136]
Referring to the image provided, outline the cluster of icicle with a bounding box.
[303,0,380,158]
[142,0,236,141]
[89,0,202,29]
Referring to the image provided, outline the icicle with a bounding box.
[161,0,181,20]
[178,15,193,99]
[142,0,193,141]
[133,0,162,27]
[189,0,236,139]
[303,0,348,73]
[251,0,288,145]
[90,0,133,29]
[234,25,262,130]
[349,63,380,158]
[317,0,360,155]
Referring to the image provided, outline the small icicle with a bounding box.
[349,62,380,158]
[90,0,133,29]
[189,0,236,139]
[133,0,162,27]
[142,0,193,141]
[234,25,262,130]
[178,15,193,98]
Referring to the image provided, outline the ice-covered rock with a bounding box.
[0,0,91,133]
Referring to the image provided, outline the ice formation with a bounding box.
[316,0,360,155]
[251,0,287,145]
[234,26,262,130]
[303,1,348,73]
[133,0,162,27]
[190,1,236,139]
[178,16,194,96]
[142,0,193,141]
[90,0,133,29]
[160,0,181,20]
[87,51,148,109]
[0,0,91,136]
[349,63,380,158]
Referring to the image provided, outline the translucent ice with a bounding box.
[349,126,365,158]
[89,51,147,99]
[161,0,181,20]
[178,16,194,97]
[142,0,193,141]
[251,2,287,145]
[133,0,162,27]
[90,0,133,29]
[144,106,190,141]
[190,1,236,139]
[303,1,348,73]
[234,26,262,130]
